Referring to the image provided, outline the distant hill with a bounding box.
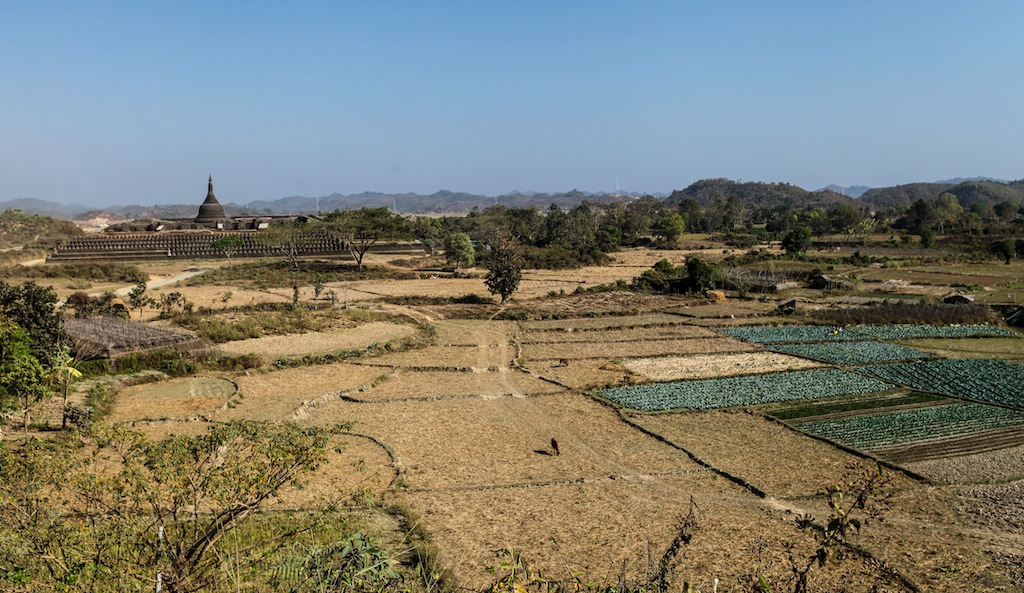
[246,189,644,214]
[0,198,92,219]
[667,179,855,210]
[0,208,83,249]
[820,184,871,198]
[860,180,1024,209]
[8,175,1023,221]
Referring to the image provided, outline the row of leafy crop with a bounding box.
[721,324,1014,344]
[768,391,946,421]
[600,368,891,412]
[769,341,933,365]
[858,359,1024,408]
[797,402,1024,450]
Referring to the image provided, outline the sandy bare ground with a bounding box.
[623,352,821,381]
[521,337,760,361]
[215,321,415,357]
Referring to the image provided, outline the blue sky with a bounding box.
[2,1,1022,207]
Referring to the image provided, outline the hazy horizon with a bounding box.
[3,2,1022,208]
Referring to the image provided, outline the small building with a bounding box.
[942,293,976,305]
[809,274,854,291]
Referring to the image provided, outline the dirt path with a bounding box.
[111,268,211,296]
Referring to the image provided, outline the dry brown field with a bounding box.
[521,337,760,362]
[622,352,821,381]
[216,321,415,357]
[15,247,1024,591]
[521,324,717,344]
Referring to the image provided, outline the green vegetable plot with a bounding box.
[858,359,1024,408]
[798,402,1024,450]
[770,341,933,365]
[722,324,1013,344]
[851,324,1015,340]
[600,368,891,412]
[720,326,862,344]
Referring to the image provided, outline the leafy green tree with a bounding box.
[993,238,1016,264]
[258,220,315,270]
[127,281,155,320]
[325,208,411,270]
[444,232,475,267]
[211,234,245,266]
[0,318,49,435]
[782,226,812,255]
[0,280,63,363]
[652,213,687,245]
[484,244,523,304]
[685,257,720,292]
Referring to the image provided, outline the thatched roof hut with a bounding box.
[64,317,207,360]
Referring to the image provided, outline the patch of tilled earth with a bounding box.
[955,480,1024,534]
[990,552,1024,588]
[904,443,1024,484]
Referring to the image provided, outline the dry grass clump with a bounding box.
[623,352,821,381]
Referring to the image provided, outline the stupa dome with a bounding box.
[195,176,227,226]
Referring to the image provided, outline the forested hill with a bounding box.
[859,179,1024,209]
[667,179,854,210]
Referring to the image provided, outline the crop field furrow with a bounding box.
[769,341,933,365]
[858,359,1024,408]
[720,325,863,344]
[599,368,891,411]
[878,425,1024,463]
[797,403,1024,451]
[768,390,948,421]
[722,324,1015,344]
